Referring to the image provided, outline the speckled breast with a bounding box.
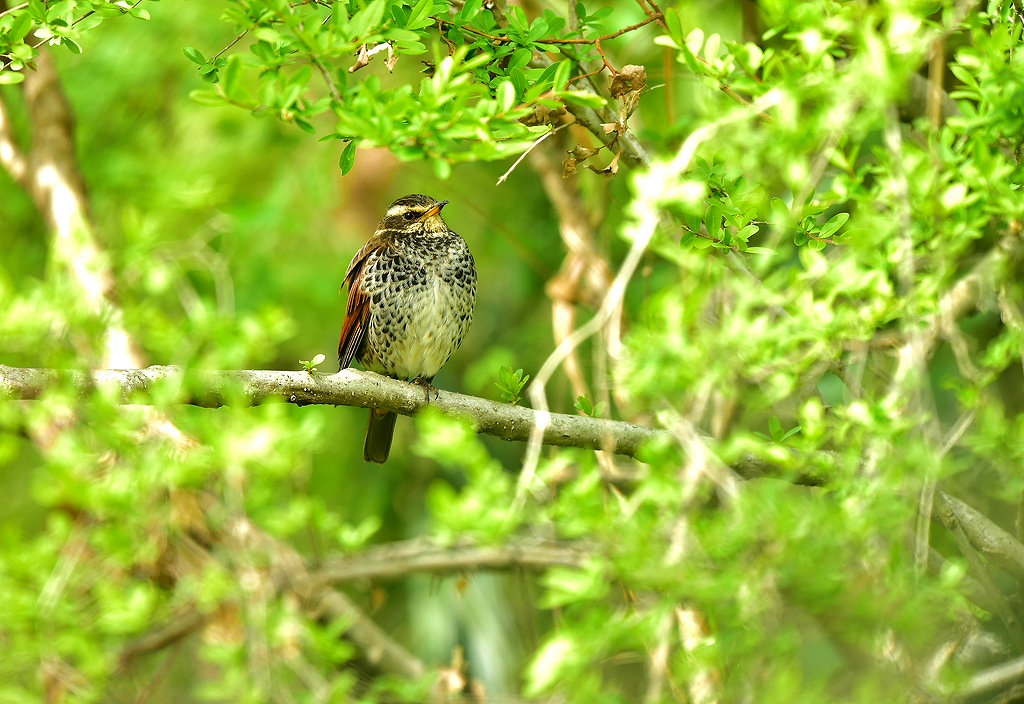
[358,234,477,381]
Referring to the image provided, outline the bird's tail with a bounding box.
[363,408,397,463]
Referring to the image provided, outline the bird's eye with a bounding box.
[403,211,418,221]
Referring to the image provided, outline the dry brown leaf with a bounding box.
[609,64,648,98]
[349,43,370,73]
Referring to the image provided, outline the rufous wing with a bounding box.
[337,240,379,369]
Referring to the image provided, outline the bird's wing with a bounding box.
[338,239,379,369]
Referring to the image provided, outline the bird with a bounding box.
[338,194,478,463]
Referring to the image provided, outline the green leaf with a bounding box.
[508,48,532,70]
[457,0,482,21]
[222,55,242,100]
[574,395,594,416]
[45,0,74,22]
[506,4,529,33]
[183,46,205,65]
[0,71,26,85]
[705,204,722,241]
[62,37,83,55]
[496,366,529,405]
[736,224,760,240]
[659,6,684,43]
[561,91,606,109]
[339,140,357,175]
[770,196,790,223]
[552,60,571,92]
[527,16,549,43]
[349,0,387,37]
[9,12,34,41]
[819,212,850,238]
[527,637,575,696]
[509,67,527,98]
[407,0,434,26]
[684,27,704,56]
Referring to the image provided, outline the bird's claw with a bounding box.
[413,378,438,403]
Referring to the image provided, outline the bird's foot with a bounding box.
[412,377,439,403]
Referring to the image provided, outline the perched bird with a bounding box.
[338,194,477,463]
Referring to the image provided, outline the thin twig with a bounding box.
[211,30,249,61]
[495,122,566,185]
[306,538,588,587]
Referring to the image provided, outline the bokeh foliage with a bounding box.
[2,0,1024,702]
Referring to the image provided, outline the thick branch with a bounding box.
[0,364,663,458]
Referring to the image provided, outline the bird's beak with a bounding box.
[424,200,449,219]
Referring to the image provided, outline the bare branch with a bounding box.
[0,364,662,458]
[956,654,1024,700]
[307,538,588,587]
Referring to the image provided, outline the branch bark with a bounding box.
[307,538,588,587]
[0,364,663,457]
[939,492,1024,582]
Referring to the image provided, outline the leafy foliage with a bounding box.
[573,394,604,418]
[495,365,529,405]
[3,0,1024,702]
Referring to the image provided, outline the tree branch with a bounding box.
[119,516,431,681]
[939,492,1024,583]
[0,364,663,458]
[956,653,1024,700]
[306,538,588,587]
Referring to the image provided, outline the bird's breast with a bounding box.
[359,242,477,381]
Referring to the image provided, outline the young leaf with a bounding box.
[183,46,205,65]
[339,140,357,175]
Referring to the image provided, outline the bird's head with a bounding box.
[380,194,451,236]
